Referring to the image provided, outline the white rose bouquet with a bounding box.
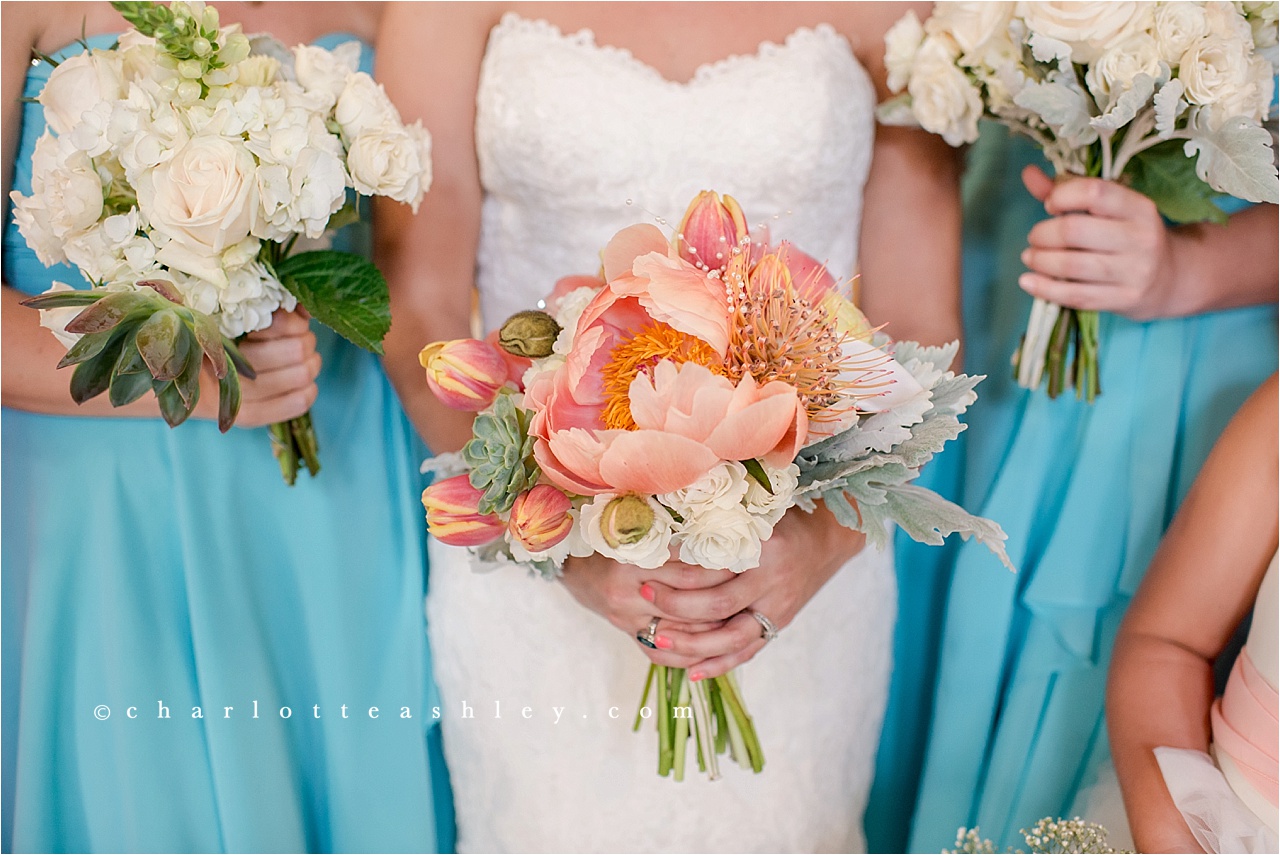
[880,1,1279,402]
[417,192,1012,782]
[10,0,431,483]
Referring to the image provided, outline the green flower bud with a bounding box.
[219,33,251,66]
[599,495,655,549]
[498,310,561,359]
[178,58,203,79]
[192,36,213,57]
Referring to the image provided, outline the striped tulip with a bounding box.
[422,475,505,546]
[419,338,508,412]
[508,485,573,553]
[675,190,748,272]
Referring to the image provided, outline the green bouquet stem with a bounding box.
[269,412,321,486]
[635,664,764,782]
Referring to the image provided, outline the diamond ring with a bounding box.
[748,610,779,643]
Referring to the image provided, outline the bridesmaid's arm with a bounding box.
[848,2,964,351]
[1107,375,1278,854]
[0,2,321,426]
[374,2,501,454]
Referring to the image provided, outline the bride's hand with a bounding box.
[559,554,730,670]
[642,503,866,680]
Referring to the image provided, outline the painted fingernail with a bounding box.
[689,671,705,682]
[655,636,673,650]
[639,583,655,602]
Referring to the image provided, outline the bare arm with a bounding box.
[1108,374,1278,853]
[375,2,500,454]
[851,2,963,350]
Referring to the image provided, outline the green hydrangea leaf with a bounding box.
[274,250,392,355]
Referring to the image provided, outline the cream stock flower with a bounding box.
[884,9,926,93]
[293,41,361,108]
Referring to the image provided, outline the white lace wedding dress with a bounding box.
[426,15,895,852]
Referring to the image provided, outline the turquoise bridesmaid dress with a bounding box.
[902,124,1278,851]
[2,36,452,853]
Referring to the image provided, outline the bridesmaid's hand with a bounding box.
[638,503,866,680]
[1018,165,1181,322]
[196,309,321,427]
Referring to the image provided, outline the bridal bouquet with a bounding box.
[879,1,1280,402]
[418,191,1012,781]
[9,0,431,483]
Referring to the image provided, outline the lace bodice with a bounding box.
[474,13,876,330]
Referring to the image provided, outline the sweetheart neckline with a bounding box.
[491,11,864,90]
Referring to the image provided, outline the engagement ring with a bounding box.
[636,616,661,649]
[748,610,779,643]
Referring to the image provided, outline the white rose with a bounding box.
[1153,3,1210,64]
[34,282,87,350]
[347,121,432,212]
[293,41,361,108]
[1016,1,1154,64]
[236,55,280,89]
[660,462,751,518]
[579,493,674,570]
[677,503,766,573]
[1203,1,1256,44]
[136,133,260,284]
[743,463,800,527]
[1086,33,1164,107]
[884,10,926,93]
[907,37,984,146]
[38,49,125,137]
[1179,35,1266,124]
[929,2,1016,67]
[1242,1,1279,50]
[334,72,400,144]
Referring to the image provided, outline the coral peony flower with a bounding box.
[419,337,508,411]
[508,485,574,552]
[422,475,506,546]
[532,361,807,496]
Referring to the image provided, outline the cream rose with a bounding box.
[293,41,361,107]
[659,462,751,518]
[1179,34,1262,124]
[38,49,125,137]
[930,2,1016,67]
[1153,2,1210,64]
[677,503,766,573]
[1017,1,1153,64]
[347,121,432,211]
[742,463,800,527]
[907,37,984,146]
[334,72,399,144]
[136,133,260,282]
[1086,33,1163,107]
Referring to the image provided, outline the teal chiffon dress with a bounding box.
[2,36,452,853]
[896,124,1278,851]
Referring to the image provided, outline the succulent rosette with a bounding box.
[10,0,433,484]
[879,1,1280,402]
[418,190,1011,783]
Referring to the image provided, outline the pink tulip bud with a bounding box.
[508,485,574,553]
[676,191,749,272]
[419,338,508,411]
[422,475,506,547]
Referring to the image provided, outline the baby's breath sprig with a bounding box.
[946,818,1131,855]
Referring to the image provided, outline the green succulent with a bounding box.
[463,391,540,515]
[23,282,253,432]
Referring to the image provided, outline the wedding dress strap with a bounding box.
[1212,650,1279,807]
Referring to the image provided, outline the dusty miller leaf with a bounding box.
[1184,112,1280,203]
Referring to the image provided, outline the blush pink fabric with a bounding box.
[1212,649,1279,808]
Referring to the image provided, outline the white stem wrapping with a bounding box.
[1016,296,1061,390]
